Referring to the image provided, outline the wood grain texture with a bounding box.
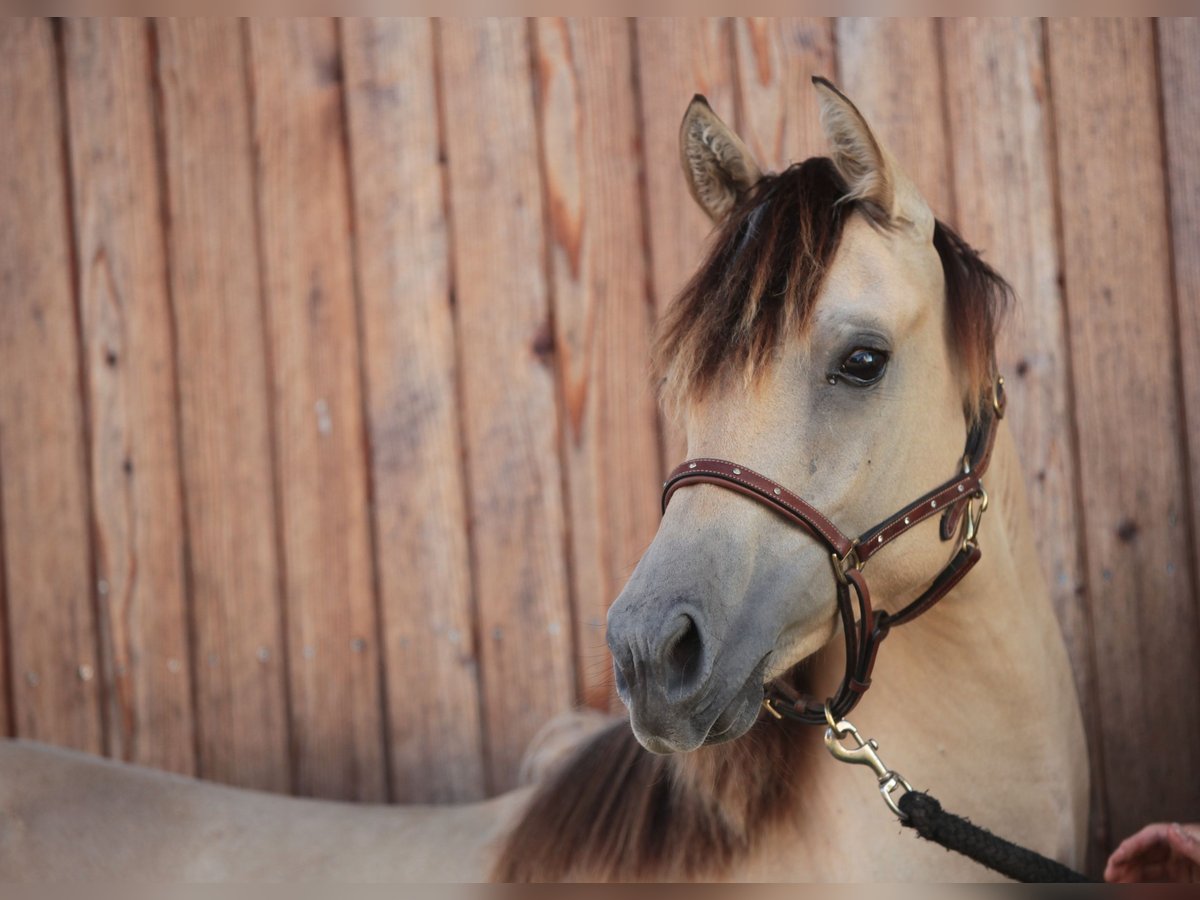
[438,18,575,792]
[154,18,290,792]
[940,17,1107,863]
[0,19,102,751]
[246,18,386,802]
[61,18,195,774]
[634,18,738,470]
[1158,18,1200,659]
[1047,16,1200,843]
[731,18,834,171]
[835,18,954,219]
[341,17,486,802]
[532,18,662,711]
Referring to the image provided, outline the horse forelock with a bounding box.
[652,155,1010,426]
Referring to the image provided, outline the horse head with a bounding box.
[606,79,1007,754]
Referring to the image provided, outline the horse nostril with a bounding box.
[612,657,631,701]
[664,613,705,696]
[607,621,636,702]
[608,607,708,705]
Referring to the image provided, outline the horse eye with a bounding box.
[835,348,890,386]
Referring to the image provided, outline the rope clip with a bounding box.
[823,704,914,820]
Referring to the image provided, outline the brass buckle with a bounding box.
[823,704,914,820]
[961,485,989,552]
[761,697,784,720]
[830,542,862,585]
[992,375,1006,418]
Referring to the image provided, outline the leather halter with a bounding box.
[661,376,1006,726]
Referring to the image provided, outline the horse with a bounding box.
[0,78,1087,882]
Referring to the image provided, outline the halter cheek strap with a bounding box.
[660,376,1005,726]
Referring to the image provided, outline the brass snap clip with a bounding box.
[823,704,914,820]
[961,485,989,552]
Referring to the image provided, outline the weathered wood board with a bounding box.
[634,18,738,470]
[532,18,662,711]
[0,18,103,752]
[154,18,291,791]
[438,18,575,792]
[341,16,487,803]
[246,17,387,802]
[62,17,195,773]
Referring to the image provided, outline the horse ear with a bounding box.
[679,95,763,222]
[811,76,933,236]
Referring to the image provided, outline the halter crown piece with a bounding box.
[661,376,1006,726]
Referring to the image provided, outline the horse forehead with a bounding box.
[819,215,942,322]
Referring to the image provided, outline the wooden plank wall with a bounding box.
[0,17,1197,871]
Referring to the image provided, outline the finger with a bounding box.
[1110,824,1173,864]
[1110,845,1170,874]
[1105,860,1164,884]
[1104,860,1136,883]
[1168,823,1200,865]
[1143,861,1179,882]
[1120,823,1175,853]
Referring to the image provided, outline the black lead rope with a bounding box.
[897,791,1095,883]
[820,713,1095,883]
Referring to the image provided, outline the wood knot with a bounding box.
[530,321,555,367]
[1115,517,1139,543]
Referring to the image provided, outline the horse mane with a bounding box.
[490,669,818,882]
[653,156,1011,425]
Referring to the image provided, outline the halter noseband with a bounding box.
[660,376,1006,726]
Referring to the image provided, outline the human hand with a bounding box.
[1105,823,1200,883]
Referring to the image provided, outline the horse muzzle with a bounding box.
[608,604,767,753]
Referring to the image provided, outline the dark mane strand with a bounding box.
[933,218,1012,421]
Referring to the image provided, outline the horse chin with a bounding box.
[688,660,814,748]
[699,645,821,747]
[628,678,765,754]
[696,656,776,747]
[700,687,764,747]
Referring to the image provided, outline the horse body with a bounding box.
[0,78,1088,881]
[0,738,527,880]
